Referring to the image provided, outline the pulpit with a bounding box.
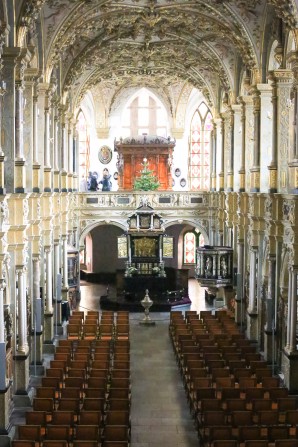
[114,135,175,190]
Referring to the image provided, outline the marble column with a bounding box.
[210,128,216,191]
[246,248,258,341]
[43,90,52,192]
[250,89,261,192]
[43,247,54,352]
[264,256,276,363]
[273,70,294,192]
[267,72,278,193]
[235,240,244,326]
[282,267,298,392]
[238,98,246,192]
[287,53,298,193]
[13,267,30,406]
[53,241,62,334]
[32,82,40,192]
[61,237,69,302]
[219,117,225,191]
[0,83,6,195]
[67,119,73,192]
[60,109,68,192]
[2,48,22,194]
[227,109,234,192]
[31,256,43,374]
[53,104,60,191]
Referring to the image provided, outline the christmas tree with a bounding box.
[133,158,160,191]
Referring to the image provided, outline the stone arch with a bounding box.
[164,218,209,245]
[79,219,127,249]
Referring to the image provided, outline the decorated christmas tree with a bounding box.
[133,158,160,191]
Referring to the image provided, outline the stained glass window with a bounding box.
[183,230,205,264]
[190,103,213,191]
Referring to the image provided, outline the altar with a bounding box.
[123,276,167,302]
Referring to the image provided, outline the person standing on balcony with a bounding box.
[98,168,112,191]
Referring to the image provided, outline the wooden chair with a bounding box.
[87,377,108,389]
[60,388,81,400]
[33,398,54,413]
[64,377,85,389]
[267,425,290,442]
[82,398,106,412]
[25,411,48,433]
[257,409,279,426]
[102,425,129,443]
[244,441,269,447]
[110,378,130,389]
[57,398,81,415]
[237,426,262,442]
[73,442,98,447]
[75,425,99,441]
[45,425,71,442]
[42,442,68,447]
[82,324,98,340]
[110,369,130,380]
[275,441,298,447]
[105,410,130,428]
[113,361,129,370]
[251,399,273,412]
[84,388,106,399]
[225,398,247,414]
[79,410,102,425]
[12,442,36,447]
[208,426,234,444]
[51,411,75,427]
[41,377,61,390]
[231,410,254,427]
[67,368,86,379]
[17,425,42,444]
[35,387,56,400]
[108,398,130,412]
[109,388,130,400]
[213,441,237,447]
[198,410,227,441]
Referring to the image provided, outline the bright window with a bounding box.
[77,111,90,180]
[183,230,205,264]
[190,103,213,191]
[121,88,167,137]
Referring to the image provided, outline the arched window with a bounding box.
[121,88,168,137]
[189,103,212,190]
[183,230,205,264]
[77,111,90,179]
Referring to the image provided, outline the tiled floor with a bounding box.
[9,279,212,446]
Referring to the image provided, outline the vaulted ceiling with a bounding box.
[18,0,298,109]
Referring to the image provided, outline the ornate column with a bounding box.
[258,83,273,192]
[219,117,225,191]
[15,50,30,193]
[43,246,54,353]
[67,116,73,192]
[60,108,68,192]
[268,72,278,193]
[32,80,40,192]
[53,98,60,192]
[274,70,294,192]
[62,236,69,302]
[43,88,51,192]
[246,226,259,342]
[0,82,6,195]
[72,123,78,192]
[250,88,261,192]
[30,255,44,374]
[227,108,234,192]
[2,48,22,193]
[13,266,30,406]
[287,53,298,193]
[264,255,276,363]
[210,127,216,191]
[237,98,246,192]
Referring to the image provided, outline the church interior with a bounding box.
[0,0,298,445]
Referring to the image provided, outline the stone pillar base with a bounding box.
[44,312,54,343]
[13,352,29,397]
[281,350,298,393]
[0,384,11,435]
[234,299,245,327]
[43,341,55,355]
[246,311,258,341]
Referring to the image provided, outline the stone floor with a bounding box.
[8,279,213,447]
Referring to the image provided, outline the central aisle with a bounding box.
[130,313,199,447]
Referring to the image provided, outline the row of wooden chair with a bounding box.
[67,310,129,340]
[169,310,298,447]
[13,315,131,447]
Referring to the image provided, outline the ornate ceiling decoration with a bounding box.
[19,0,298,109]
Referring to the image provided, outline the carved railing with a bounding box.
[78,190,210,209]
